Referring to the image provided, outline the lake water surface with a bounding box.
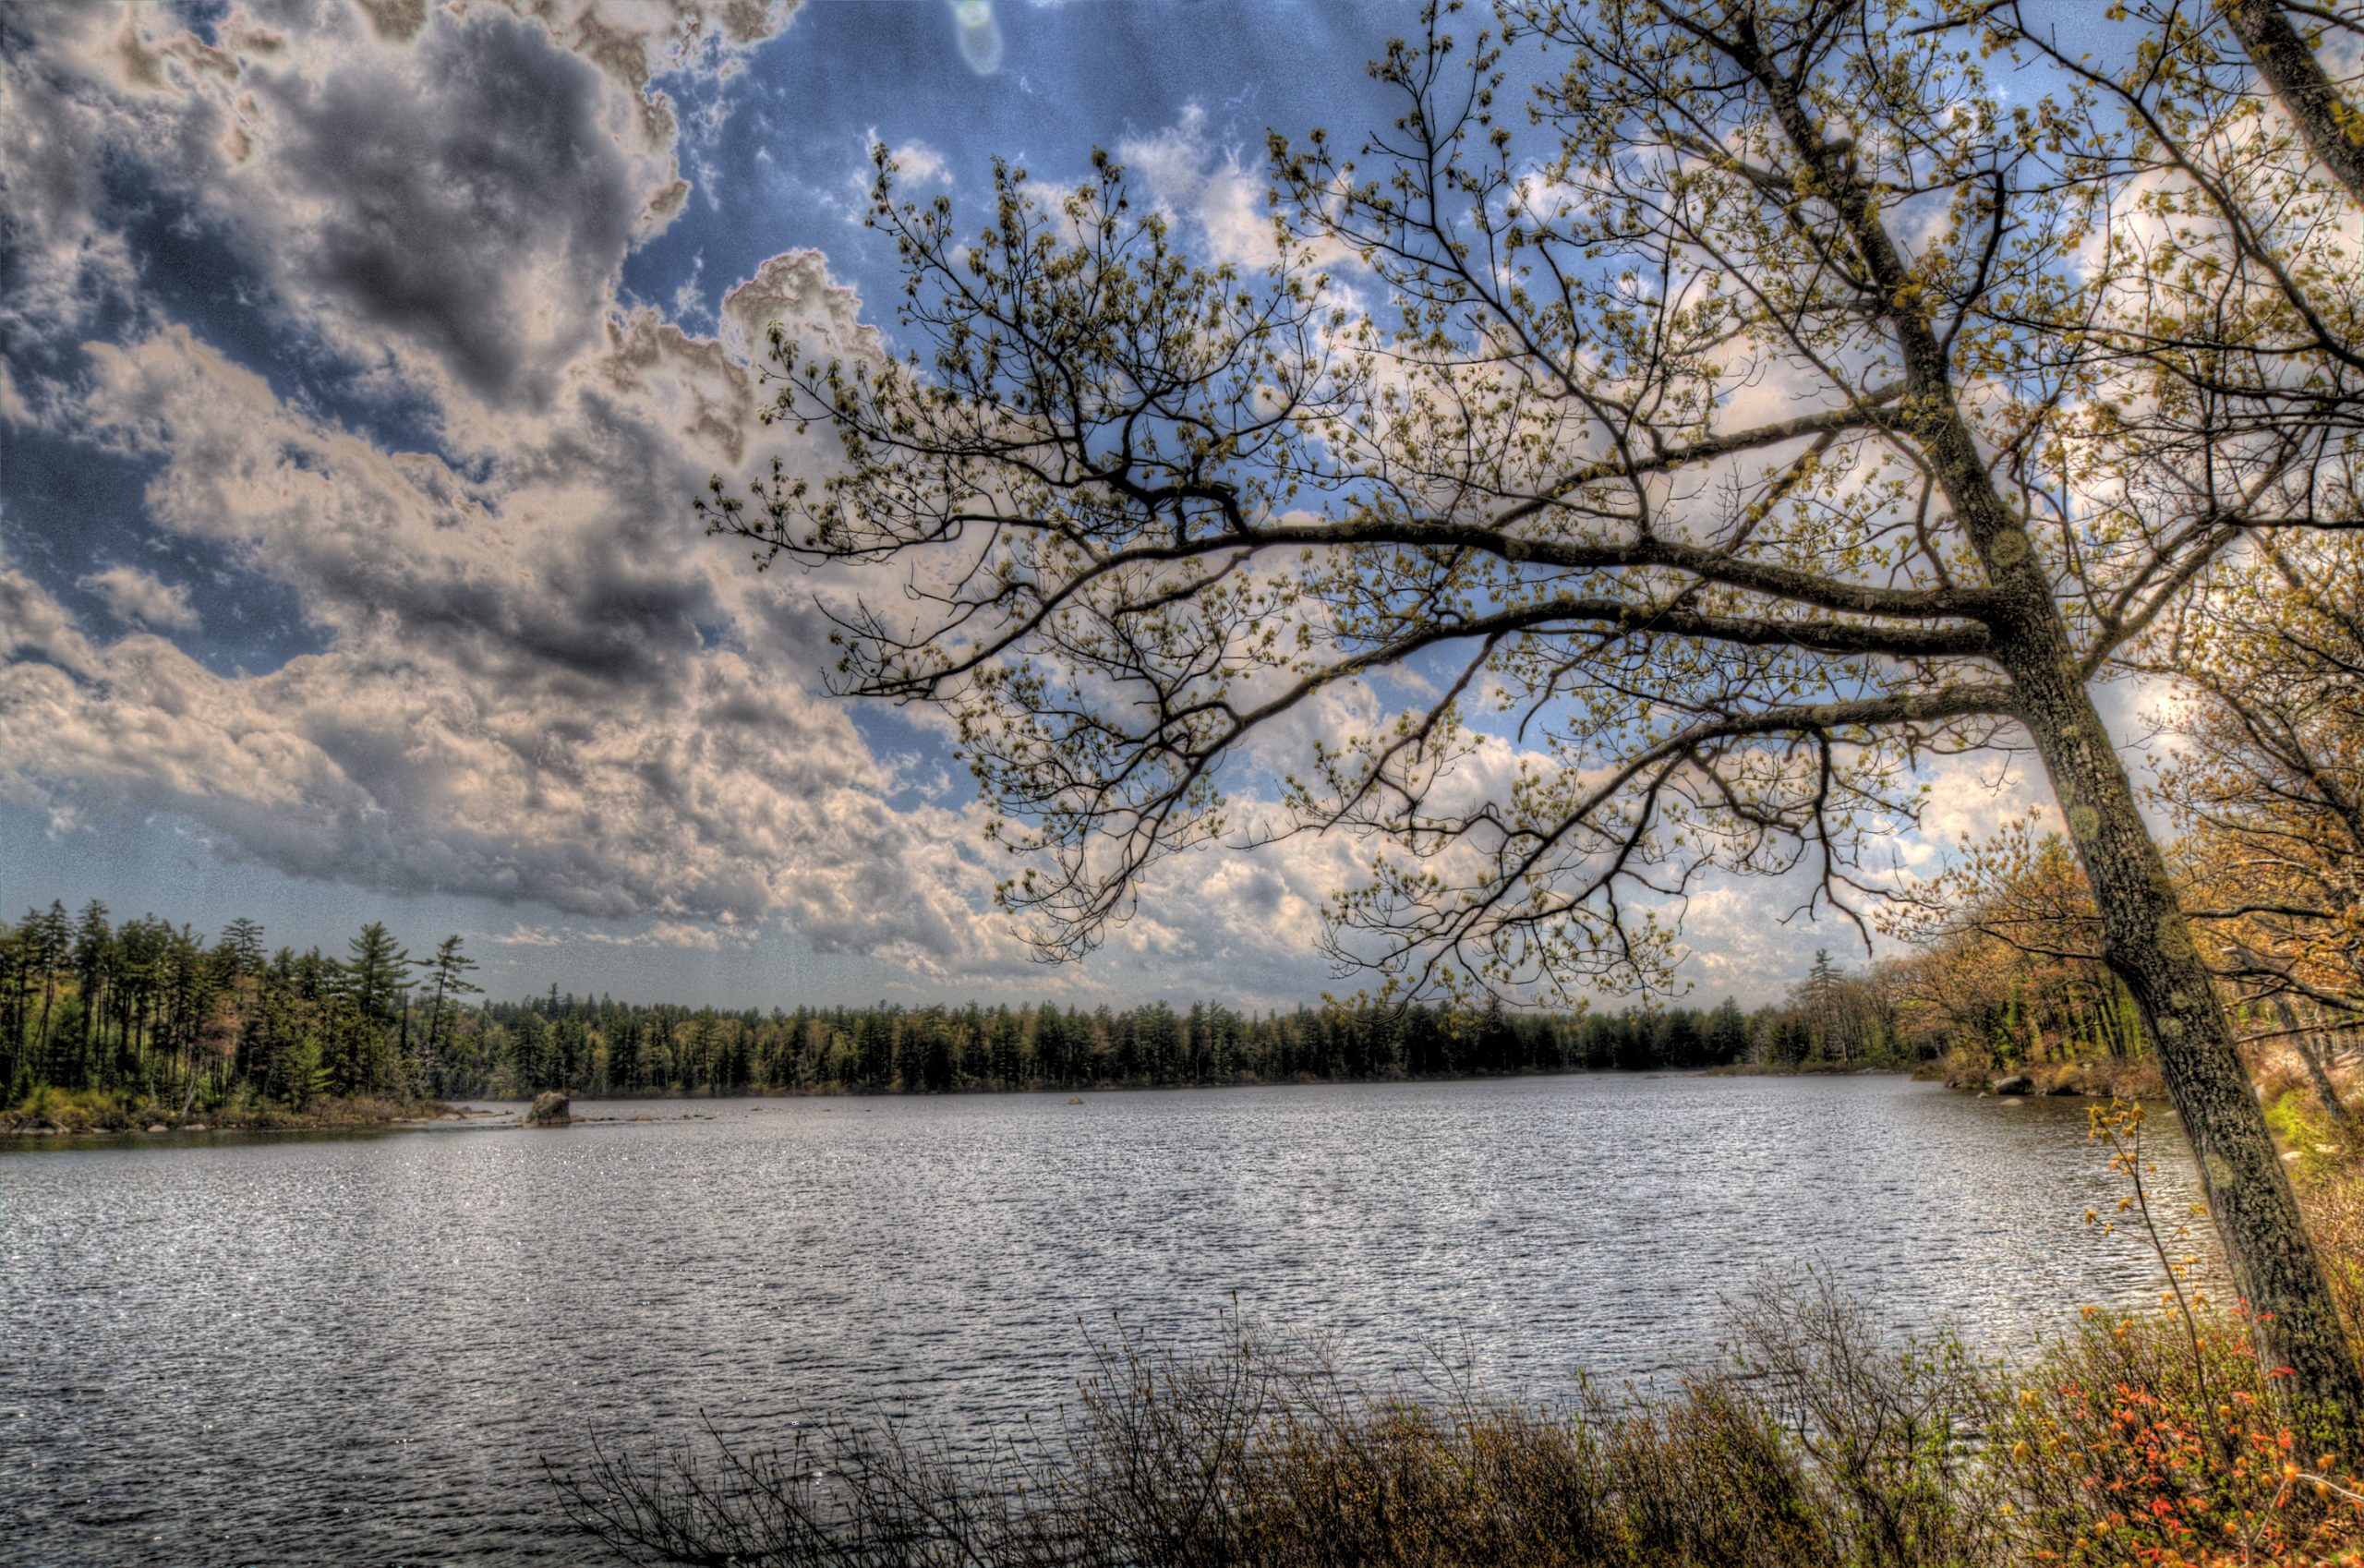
[0,1074,2213,1565]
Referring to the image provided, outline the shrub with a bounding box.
[551,1303,1996,1568]
[1992,1303,2364,1566]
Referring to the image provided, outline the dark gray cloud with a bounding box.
[249,9,645,406]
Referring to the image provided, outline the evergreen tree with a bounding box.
[420,935,481,1095]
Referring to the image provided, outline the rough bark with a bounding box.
[2005,628,2363,1415]
[2221,0,2364,208]
[1742,18,2364,1417]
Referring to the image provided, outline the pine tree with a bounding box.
[421,935,481,1095]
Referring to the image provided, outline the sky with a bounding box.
[0,0,2105,1011]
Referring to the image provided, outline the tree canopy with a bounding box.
[709,0,2364,1418]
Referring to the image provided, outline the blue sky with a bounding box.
[0,0,2080,1008]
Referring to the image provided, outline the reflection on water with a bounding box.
[0,1075,2211,1564]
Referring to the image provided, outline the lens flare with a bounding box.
[950,0,1003,75]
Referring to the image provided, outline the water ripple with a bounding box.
[0,1076,2211,1565]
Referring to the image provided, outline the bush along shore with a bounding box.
[0,1084,458,1138]
[557,1098,2364,1568]
[1926,1049,2170,1103]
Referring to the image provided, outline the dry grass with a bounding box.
[554,1283,2008,1568]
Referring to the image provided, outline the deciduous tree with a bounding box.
[711,0,2364,1411]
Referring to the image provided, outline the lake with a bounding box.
[0,1074,2212,1565]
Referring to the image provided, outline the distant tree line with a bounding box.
[0,899,1925,1110]
[464,985,1766,1098]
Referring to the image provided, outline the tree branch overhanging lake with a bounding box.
[704,0,2364,1417]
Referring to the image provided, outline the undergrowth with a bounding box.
[2,1083,445,1133]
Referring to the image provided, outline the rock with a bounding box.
[185,1123,208,1132]
[1998,1096,2024,1106]
[2044,1080,2082,1096]
[146,1124,167,1133]
[630,1113,653,1122]
[1990,1074,2035,1095]
[524,1092,572,1127]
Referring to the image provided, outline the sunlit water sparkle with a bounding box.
[0,1074,2213,1564]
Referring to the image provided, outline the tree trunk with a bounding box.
[2001,625,2364,1419]
[2222,0,2364,208]
[2268,992,2359,1136]
[1640,8,2364,1420]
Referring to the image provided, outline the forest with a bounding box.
[11,547,2361,1128]
[0,898,1835,1116]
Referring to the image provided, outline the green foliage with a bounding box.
[8,899,1863,1119]
[0,899,473,1119]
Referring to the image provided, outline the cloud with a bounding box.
[0,0,802,404]
[78,564,200,632]
[0,5,153,370]
[878,135,951,187]
[1912,747,2052,862]
[715,247,876,368]
[0,291,1041,983]
[1,566,100,674]
[0,0,2059,1012]
[0,0,1405,1007]
[0,2,1083,990]
[235,7,658,408]
[1116,103,1279,270]
[481,918,755,951]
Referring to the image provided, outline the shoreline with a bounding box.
[1924,1054,2165,1101]
[1697,1059,1906,1078]
[2,1066,1871,1143]
[8,1060,2181,1144]
[0,1095,488,1141]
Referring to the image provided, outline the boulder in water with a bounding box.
[1990,1073,2035,1095]
[524,1092,572,1127]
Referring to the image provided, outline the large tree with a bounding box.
[710,0,2364,1412]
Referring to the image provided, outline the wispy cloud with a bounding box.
[78,564,199,632]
